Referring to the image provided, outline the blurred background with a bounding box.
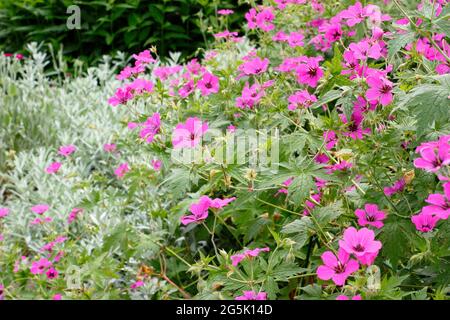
[0,0,248,64]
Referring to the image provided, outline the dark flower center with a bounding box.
[366,214,376,222]
[353,244,365,252]
[380,85,391,94]
[334,262,346,274]
[308,67,317,77]
[190,133,196,140]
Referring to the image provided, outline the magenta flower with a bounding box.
[336,294,362,300]
[324,130,338,150]
[348,40,382,60]
[421,182,450,220]
[46,268,59,280]
[287,31,305,48]
[151,159,162,171]
[384,178,406,197]
[295,56,324,87]
[218,9,234,15]
[132,49,156,66]
[340,2,368,27]
[411,213,440,232]
[0,284,4,300]
[339,227,382,264]
[180,196,235,225]
[108,86,134,106]
[68,207,83,224]
[317,248,359,286]
[138,113,161,143]
[31,204,49,215]
[45,162,62,174]
[366,76,393,106]
[236,82,265,109]
[58,145,76,157]
[180,196,211,225]
[114,162,130,179]
[128,78,154,95]
[238,56,270,78]
[197,72,219,96]
[322,23,343,43]
[52,294,62,300]
[355,204,386,229]
[172,117,209,149]
[235,290,267,300]
[231,247,270,266]
[30,258,52,275]
[103,143,117,153]
[0,207,9,218]
[341,108,370,140]
[287,90,317,110]
[413,139,450,173]
[130,280,145,289]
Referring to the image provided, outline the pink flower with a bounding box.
[52,294,62,300]
[295,57,324,87]
[128,78,154,95]
[218,9,234,15]
[413,138,450,173]
[30,258,52,275]
[287,31,305,47]
[30,217,53,225]
[179,79,195,98]
[317,248,359,286]
[326,160,353,174]
[180,196,211,225]
[236,82,266,109]
[287,90,317,110]
[277,177,294,195]
[421,183,450,220]
[103,143,117,153]
[366,76,393,106]
[46,268,59,280]
[132,49,156,66]
[339,227,382,265]
[130,280,145,289]
[214,30,239,39]
[383,178,406,197]
[411,213,440,232]
[108,86,134,106]
[0,284,4,300]
[172,117,209,149]
[235,290,267,300]
[116,64,145,81]
[340,2,368,27]
[45,162,62,174]
[58,145,76,157]
[197,72,220,96]
[324,130,338,150]
[336,294,362,300]
[180,196,235,225]
[231,247,270,266]
[322,23,343,43]
[114,163,130,179]
[68,207,83,224]
[348,40,382,60]
[355,204,386,229]
[138,113,161,143]
[151,159,162,171]
[31,204,49,215]
[0,207,9,218]
[238,57,270,78]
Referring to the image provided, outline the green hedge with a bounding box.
[0,0,246,62]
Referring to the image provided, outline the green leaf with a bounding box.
[281,216,313,248]
[388,32,416,60]
[310,89,344,109]
[380,220,413,269]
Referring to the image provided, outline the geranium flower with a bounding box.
[366,76,393,106]
[421,182,450,220]
[197,72,219,96]
[231,247,270,266]
[58,145,76,157]
[52,294,62,300]
[31,204,49,215]
[339,227,382,264]
[172,117,209,149]
[383,178,406,197]
[413,138,450,173]
[355,204,386,229]
[103,143,117,153]
[30,258,52,275]
[287,31,305,47]
[324,130,338,150]
[151,159,162,171]
[179,79,195,98]
[108,86,134,106]
[218,9,234,15]
[336,294,362,300]
[235,291,267,300]
[45,162,62,174]
[130,280,145,289]
[411,213,440,232]
[132,49,156,66]
[114,163,130,179]
[46,268,59,280]
[295,56,324,87]
[180,196,235,225]
[287,90,317,110]
[348,40,382,60]
[317,248,359,286]
[0,207,9,218]
[238,56,270,78]
[236,82,265,109]
[340,2,368,27]
[138,113,161,143]
[68,208,83,224]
